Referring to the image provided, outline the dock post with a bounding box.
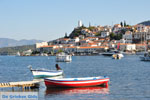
[12,87,14,91]
[22,86,25,91]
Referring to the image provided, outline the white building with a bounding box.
[119,44,136,51]
[136,24,148,32]
[123,31,133,43]
[68,37,80,44]
[86,32,95,37]
[101,31,110,38]
[146,31,150,40]
[36,42,48,48]
[113,24,123,33]
[103,25,112,33]
[78,20,82,27]
[126,44,136,51]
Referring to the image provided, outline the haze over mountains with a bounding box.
[0,38,43,48]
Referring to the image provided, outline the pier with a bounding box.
[0,80,40,89]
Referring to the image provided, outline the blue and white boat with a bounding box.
[29,66,63,78]
[140,52,150,61]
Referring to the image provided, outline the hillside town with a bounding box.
[33,21,150,56]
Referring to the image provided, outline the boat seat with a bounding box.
[74,79,78,81]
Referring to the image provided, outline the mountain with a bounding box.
[0,38,44,48]
[138,20,150,26]
[0,45,36,55]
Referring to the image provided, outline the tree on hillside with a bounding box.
[64,32,69,38]
[124,21,126,27]
[120,22,123,27]
[88,26,96,31]
[110,33,115,40]
[120,29,126,34]
[95,32,101,36]
[69,26,87,38]
[110,33,122,40]
[115,33,122,40]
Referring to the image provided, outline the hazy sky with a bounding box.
[0,0,150,41]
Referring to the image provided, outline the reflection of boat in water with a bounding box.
[45,76,109,88]
[112,53,124,59]
[56,52,72,62]
[136,51,146,55]
[45,86,109,95]
[0,91,38,99]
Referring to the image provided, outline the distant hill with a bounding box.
[69,26,87,38]
[138,20,150,26]
[0,38,43,48]
[0,45,36,55]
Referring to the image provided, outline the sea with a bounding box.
[0,55,150,100]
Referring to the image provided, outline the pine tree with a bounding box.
[64,33,68,38]
[120,22,123,27]
[124,21,126,27]
[89,22,91,27]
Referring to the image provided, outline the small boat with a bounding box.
[40,53,48,56]
[112,53,124,59]
[140,52,150,61]
[101,50,120,56]
[29,64,63,78]
[44,76,109,88]
[16,51,21,56]
[56,52,72,62]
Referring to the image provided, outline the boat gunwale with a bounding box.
[31,69,63,73]
[45,76,109,82]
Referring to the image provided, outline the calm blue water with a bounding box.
[0,55,150,100]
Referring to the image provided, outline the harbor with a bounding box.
[0,55,150,100]
[1,0,150,100]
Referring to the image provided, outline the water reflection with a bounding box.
[0,91,38,100]
[45,86,109,96]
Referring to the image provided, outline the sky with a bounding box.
[0,0,150,41]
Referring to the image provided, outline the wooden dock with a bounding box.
[0,80,40,89]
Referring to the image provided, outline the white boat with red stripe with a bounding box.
[44,76,109,88]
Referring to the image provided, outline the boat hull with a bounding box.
[56,59,72,62]
[56,53,72,62]
[102,53,114,56]
[45,76,109,88]
[31,70,63,78]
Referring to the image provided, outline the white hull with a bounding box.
[56,53,72,62]
[31,70,63,78]
[56,59,72,62]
